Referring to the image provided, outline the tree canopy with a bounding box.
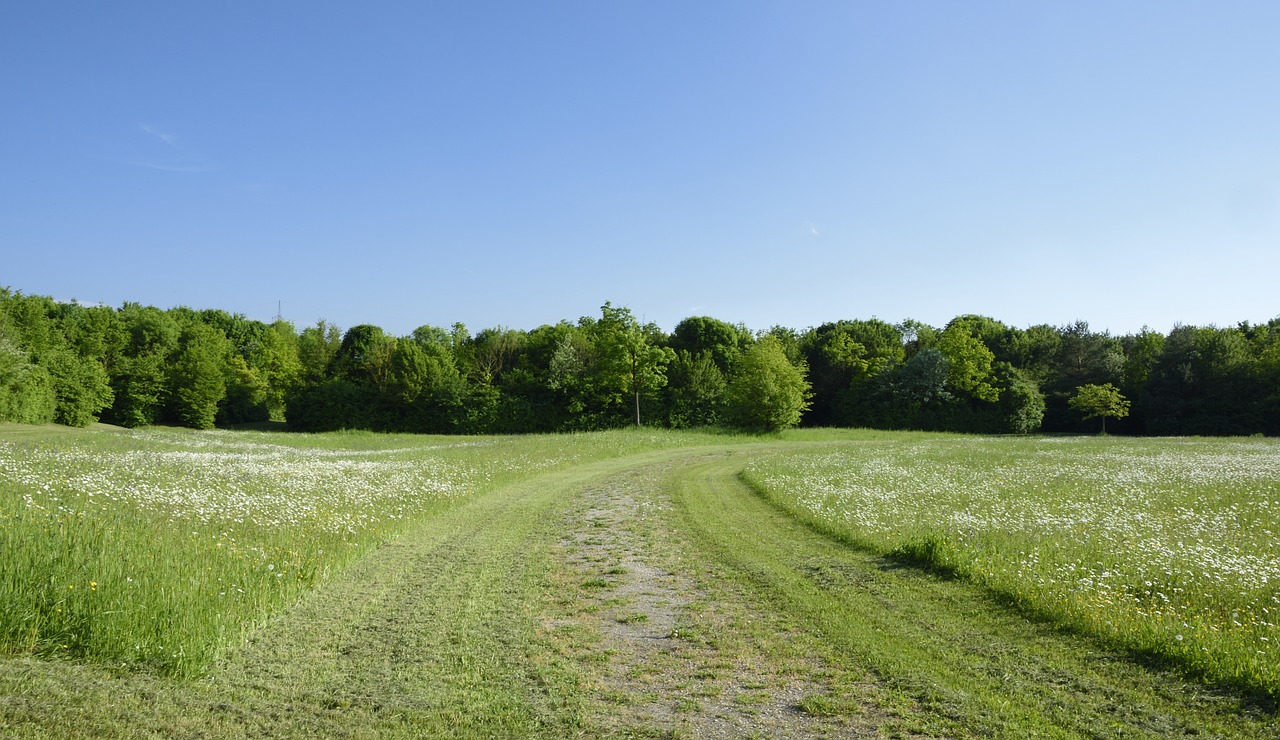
[1,287,1276,437]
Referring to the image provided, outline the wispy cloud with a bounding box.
[140,123,178,147]
[804,221,820,237]
[123,123,219,173]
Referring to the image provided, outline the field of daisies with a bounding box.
[0,424,707,676]
[743,433,1280,698]
[4,423,1278,700]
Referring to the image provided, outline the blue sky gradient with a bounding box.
[4,2,1278,337]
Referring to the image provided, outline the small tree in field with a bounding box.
[1068,382,1130,434]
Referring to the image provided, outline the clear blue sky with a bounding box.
[4,2,1278,338]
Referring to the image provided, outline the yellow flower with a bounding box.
[90,581,98,592]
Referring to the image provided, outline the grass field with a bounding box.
[742,433,1280,700]
[2,423,1278,737]
[0,423,731,675]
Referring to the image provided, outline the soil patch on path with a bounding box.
[549,461,895,738]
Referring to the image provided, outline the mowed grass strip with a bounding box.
[670,452,1280,738]
[0,447,709,738]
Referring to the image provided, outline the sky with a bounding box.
[3,2,1279,338]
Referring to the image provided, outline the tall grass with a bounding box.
[743,433,1280,698]
[0,424,732,676]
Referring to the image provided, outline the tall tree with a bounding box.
[665,350,727,428]
[668,316,752,374]
[252,320,303,420]
[725,335,812,432]
[0,325,55,424]
[593,302,674,427]
[169,321,230,429]
[297,320,342,384]
[329,324,396,390]
[803,319,905,427]
[43,349,113,426]
[106,304,180,427]
[936,321,1000,403]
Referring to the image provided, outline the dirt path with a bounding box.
[550,460,884,737]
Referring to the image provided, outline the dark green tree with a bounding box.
[802,319,904,427]
[1145,325,1264,435]
[668,316,752,374]
[329,324,396,390]
[106,304,180,427]
[665,350,727,428]
[1041,321,1124,431]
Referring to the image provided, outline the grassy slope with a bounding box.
[1,429,1277,737]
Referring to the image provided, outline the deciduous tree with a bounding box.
[1068,383,1130,434]
[594,302,674,427]
[725,336,812,432]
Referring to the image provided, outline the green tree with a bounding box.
[1068,383,1130,434]
[297,320,342,384]
[169,321,230,429]
[329,324,396,390]
[470,327,525,383]
[219,354,270,424]
[872,348,952,429]
[725,336,812,432]
[43,349,113,426]
[936,321,1000,403]
[992,363,1045,434]
[665,350,727,428]
[253,320,303,420]
[803,319,905,427]
[668,316,752,373]
[0,328,56,424]
[1042,321,1124,431]
[593,302,674,427]
[106,304,180,427]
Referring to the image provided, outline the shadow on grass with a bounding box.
[737,469,1280,718]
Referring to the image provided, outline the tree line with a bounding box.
[1,288,1276,436]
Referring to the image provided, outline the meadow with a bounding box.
[3,420,1279,726]
[742,433,1280,699]
[0,423,728,676]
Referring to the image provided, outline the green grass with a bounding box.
[2,423,1279,736]
[669,451,1280,736]
[0,423,738,675]
[741,431,1280,700]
